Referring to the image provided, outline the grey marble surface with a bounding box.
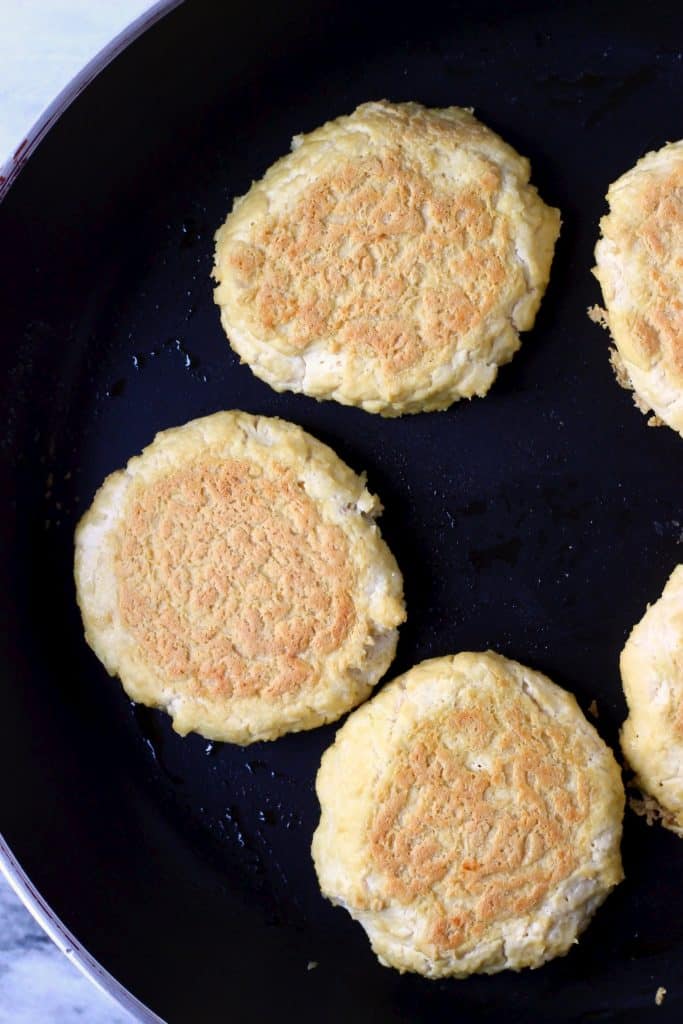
[1,4,157,1021]
[0,874,134,1023]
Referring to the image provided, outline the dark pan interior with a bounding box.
[2,1,683,1020]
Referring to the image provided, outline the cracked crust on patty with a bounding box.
[592,140,683,436]
[74,411,405,743]
[213,101,560,416]
[621,565,683,835]
[312,652,624,977]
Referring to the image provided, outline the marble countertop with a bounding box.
[1,9,158,1022]
[0,0,154,164]
[0,876,134,1024]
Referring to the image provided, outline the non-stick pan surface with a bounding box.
[1,1,682,1020]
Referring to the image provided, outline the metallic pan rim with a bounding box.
[0,0,183,199]
[0,835,164,1022]
[0,4,183,1019]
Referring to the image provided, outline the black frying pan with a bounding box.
[2,1,682,1020]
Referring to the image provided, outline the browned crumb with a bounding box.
[628,790,683,835]
[625,767,683,835]
[607,347,631,389]
[588,699,599,719]
[588,304,609,329]
[655,986,667,1006]
[648,414,664,428]
[603,342,653,418]
[629,791,663,826]
[605,338,653,417]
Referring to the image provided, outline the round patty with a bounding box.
[592,140,683,436]
[74,411,405,744]
[312,651,624,977]
[213,101,560,416]
[621,564,683,835]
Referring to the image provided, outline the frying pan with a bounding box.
[1,1,682,1020]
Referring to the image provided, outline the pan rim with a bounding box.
[0,0,183,201]
[0,2,183,1019]
[0,833,162,1022]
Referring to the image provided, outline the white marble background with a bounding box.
[0,0,154,163]
[1,7,158,1022]
[0,879,134,1024]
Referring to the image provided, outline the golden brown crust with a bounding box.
[593,141,683,435]
[312,652,624,978]
[214,102,560,415]
[74,412,405,743]
[368,702,589,952]
[229,155,506,372]
[620,565,683,835]
[117,459,355,700]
